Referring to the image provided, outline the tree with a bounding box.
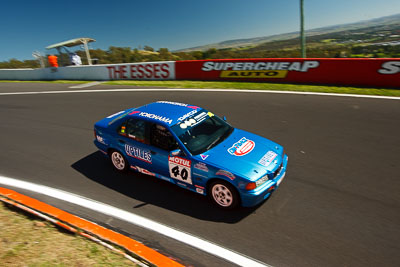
[190,51,204,60]
[0,58,39,69]
[107,46,133,63]
[143,45,154,52]
[203,48,217,59]
[158,48,175,60]
[88,49,110,64]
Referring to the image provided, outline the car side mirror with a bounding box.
[223,116,227,122]
[170,149,181,157]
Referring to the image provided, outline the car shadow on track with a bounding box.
[71,151,266,223]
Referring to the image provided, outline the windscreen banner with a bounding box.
[175,58,400,88]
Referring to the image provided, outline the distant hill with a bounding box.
[177,13,400,52]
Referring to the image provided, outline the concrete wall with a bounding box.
[0,68,49,80]
[0,61,176,81]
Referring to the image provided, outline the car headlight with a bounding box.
[245,174,270,190]
[255,174,269,187]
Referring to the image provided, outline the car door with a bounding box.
[147,123,195,188]
[116,118,154,171]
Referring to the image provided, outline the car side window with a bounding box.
[118,119,148,144]
[150,123,179,151]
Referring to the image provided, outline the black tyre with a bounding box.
[110,150,129,172]
[208,180,239,209]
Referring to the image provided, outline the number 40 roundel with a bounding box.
[168,156,192,184]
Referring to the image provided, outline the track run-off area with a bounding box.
[0,82,399,267]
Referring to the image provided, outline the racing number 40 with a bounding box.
[171,165,188,180]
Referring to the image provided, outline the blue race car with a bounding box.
[94,101,288,209]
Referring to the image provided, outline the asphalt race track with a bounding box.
[0,82,399,267]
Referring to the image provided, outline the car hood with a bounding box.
[197,129,284,181]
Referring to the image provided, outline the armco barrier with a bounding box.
[0,58,399,88]
[175,58,400,88]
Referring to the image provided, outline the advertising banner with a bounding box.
[1,59,398,88]
[175,59,400,88]
[105,61,175,80]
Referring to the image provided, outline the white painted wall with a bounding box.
[0,68,48,80]
[0,62,176,81]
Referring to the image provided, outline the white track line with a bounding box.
[0,175,269,267]
[69,81,104,88]
[0,88,399,100]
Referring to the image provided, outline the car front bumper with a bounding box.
[240,154,288,207]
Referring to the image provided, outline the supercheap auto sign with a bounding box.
[175,58,400,87]
[201,61,319,78]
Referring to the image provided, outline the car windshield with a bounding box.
[171,111,233,155]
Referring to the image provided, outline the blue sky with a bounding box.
[1,0,399,61]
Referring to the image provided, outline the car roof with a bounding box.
[128,101,203,126]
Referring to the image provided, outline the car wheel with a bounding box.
[110,150,128,171]
[208,180,239,209]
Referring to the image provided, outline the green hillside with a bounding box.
[1,14,399,68]
[178,13,400,52]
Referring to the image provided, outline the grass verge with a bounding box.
[0,80,85,84]
[0,202,137,266]
[103,80,400,97]
[0,80,399,97]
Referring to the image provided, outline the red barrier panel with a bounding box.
[175,58,400,88]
